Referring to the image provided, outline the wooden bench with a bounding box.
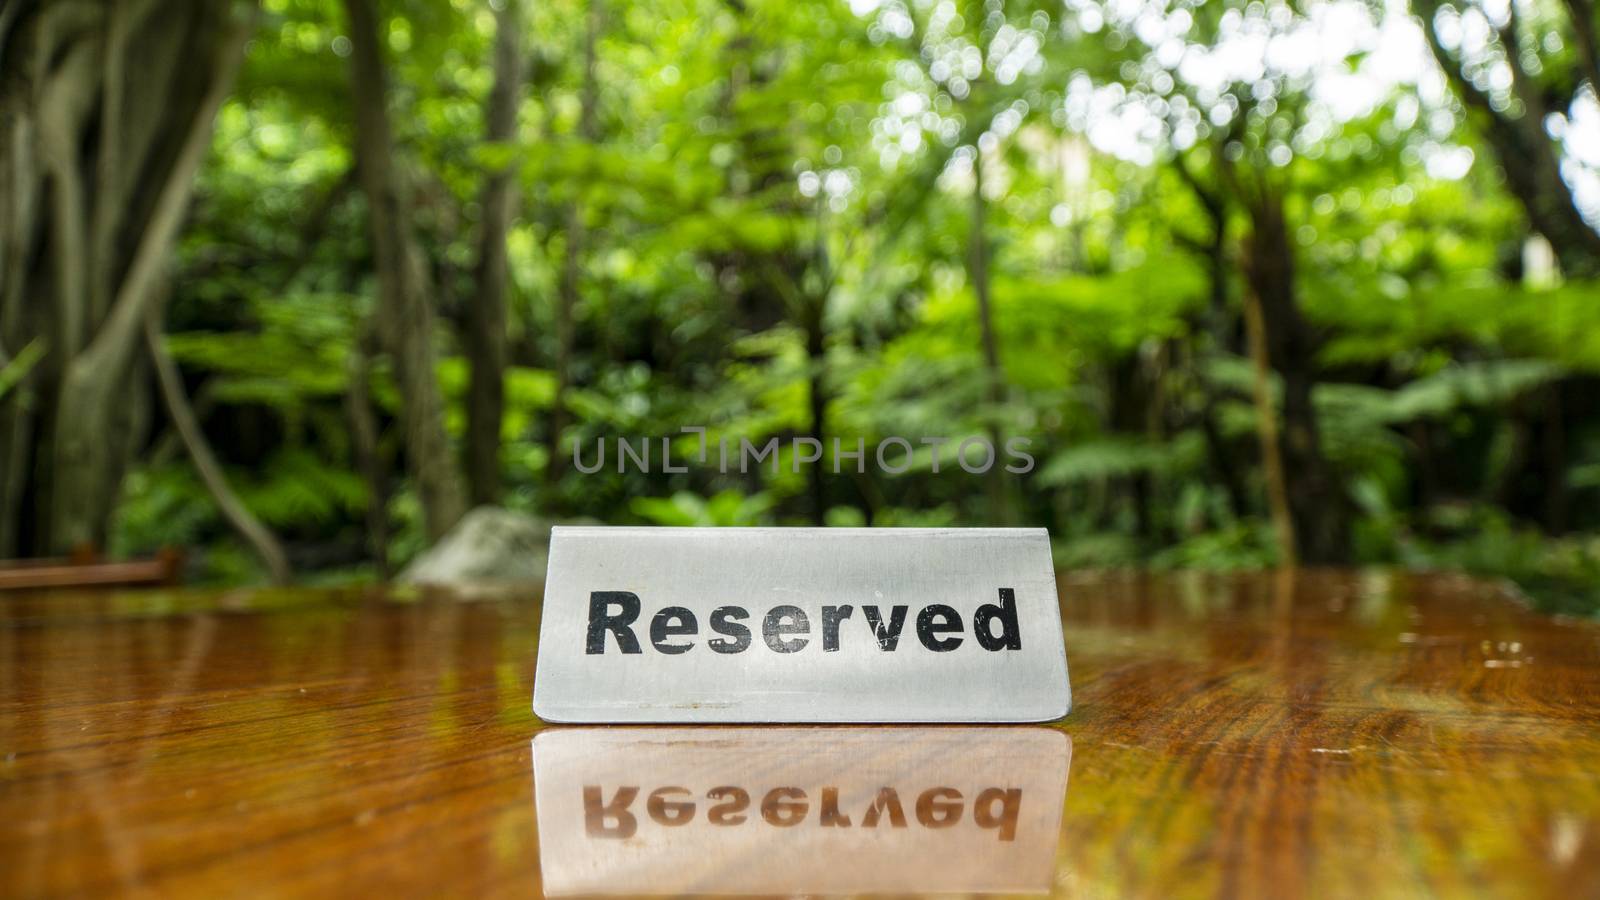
[0,547,184,590]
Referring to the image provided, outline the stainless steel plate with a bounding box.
[531,726,1071,896]
[532,526,1070,723]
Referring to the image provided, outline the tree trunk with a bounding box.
[1107,352,1161,541]
[0,0,254,555]
[1409,421,1439,512]
[1241,190,1350,565]
[343,0,467,542]
[1542,384,1568,534]
[548,0,601,486]
[804,296,828,525]
[345,325,390,578]
[1242,280,1296,566]
[0,348,36,557]
[466,0,523,508]
[1490,399,1533,512]
[969,149,1010,525]
[1171,157,1250,521]
[1196,246,1251,521]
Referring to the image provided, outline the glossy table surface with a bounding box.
[2,570,1598,898]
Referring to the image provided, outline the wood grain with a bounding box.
[1,570,1598,898]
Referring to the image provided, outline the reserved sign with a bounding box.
[532,527,1070,723]
[532,727,1071,895]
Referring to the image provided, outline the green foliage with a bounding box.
[632,489,775,526]
[97,0,1600,615]
[235,450,369,527]
[114,466,216,554]
[1036,433,1204,487]
[1378,360,1564,423]
[1394,506,1600,618]
[1149,522,1279,570]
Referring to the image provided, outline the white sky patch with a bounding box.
[1423,142,1475,179]
[1561,88,1600,221]
[1061,0,1487,186]
[855,0,1599,223]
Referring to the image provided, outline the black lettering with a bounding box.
[818,787,851,827]
[708,606,752,653]
[917,604,965,652]
[974,788,1021,841]
[650,607,697,654]
[596,783,1016,839]
[706,786,750,825]
[763,605,810,653]
[915,787,963,827]
[761,787,808,826]
[821,605,854,651]
[861,787,907,828]
[646,787,694,825]
[974,588,1022,651]
[862,605,908,650]
[586,592,642,654]
[583,785,638,838]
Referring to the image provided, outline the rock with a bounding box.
[398,507,553,586]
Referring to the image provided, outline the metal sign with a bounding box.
[531,726,1071,896]
[532,527,1070,723]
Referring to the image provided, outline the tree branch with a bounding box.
[37,38,97,356]
[144,309,291,585]
[1497,1,1544,122]
[0,0,23,69]
[90,0,163,327]
[1414,0,1508,126]
[1563,0,1600,100]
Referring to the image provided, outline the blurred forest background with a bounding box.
[4,0,1600,611]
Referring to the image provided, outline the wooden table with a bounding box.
[2,571,1598,898]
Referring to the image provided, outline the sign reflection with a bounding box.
[532,727,1070,896]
